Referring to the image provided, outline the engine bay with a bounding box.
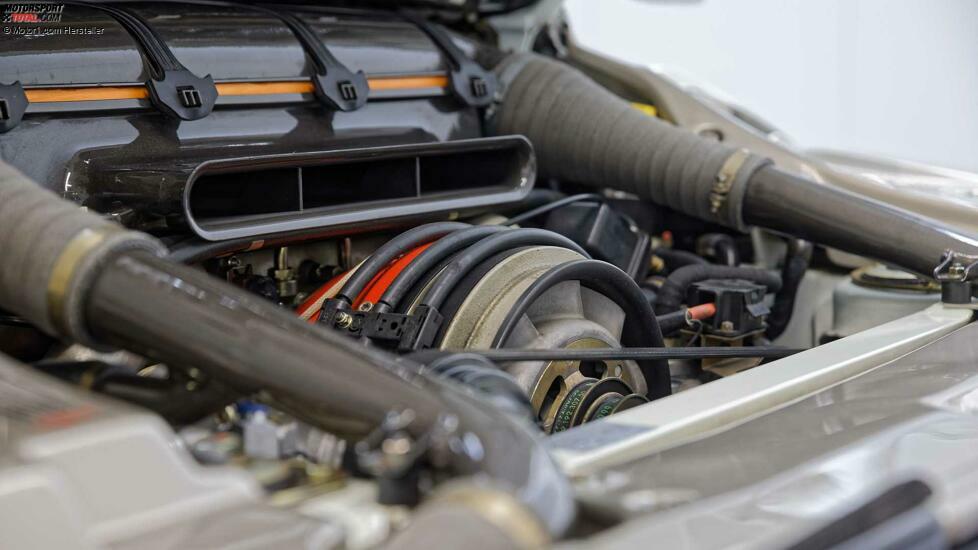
[1,2,975,548]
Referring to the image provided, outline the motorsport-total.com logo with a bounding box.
[2,3,65,23]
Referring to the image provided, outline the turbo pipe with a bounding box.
[743,166,978,277]
[0,161,574,538]
[492,54,978,279]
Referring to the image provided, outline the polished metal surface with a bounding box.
[551,304,972,476]
[568,319,978,548]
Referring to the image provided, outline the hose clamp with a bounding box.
[47,226,122,334]
[709,148,751,216]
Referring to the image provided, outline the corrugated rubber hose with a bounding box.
[493,53,978,278]
[0,162,164,344]
[493,54,770,232]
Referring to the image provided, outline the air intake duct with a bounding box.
[492,54,978,277]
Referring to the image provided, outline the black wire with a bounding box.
[337,221,469,304]
[375,225,509,313]
[0,313,30,327]
[419,228,589,310]
[488,258,672,400]
[500,193,605,226]
[409,346,803,364]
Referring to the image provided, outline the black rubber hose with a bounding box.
[336,221,469,305]
[375,225,510,313]
[420,228,589,310]
[655,309,689,335]
[699,233,739,266]
[501,193,604,226]
[766,239,813,340]
[653,248,708,271]
[491,259,671,400]
[654,264,783,315]
[494,55,978,278]
[744,165,978,277]
[425,353,534,421]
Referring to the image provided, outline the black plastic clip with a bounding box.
[361,306,443,352]
[69,2,217,120]
[0,82,28,133]
[321,300,443,351]
[934,249,978,305]
[400,11,497,108]
[261,9,369,111]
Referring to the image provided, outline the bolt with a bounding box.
[720,321,735,332]
[358,301,373,312]
[381,432,413,457]
[336,311,354,329]
[950,263,967,278]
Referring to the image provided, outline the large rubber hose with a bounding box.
[493,54,978,278]
[494,54,770,232]
[654,264,782,315]
[0,162,163,343]
[0,161,575,538]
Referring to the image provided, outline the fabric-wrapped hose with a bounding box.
[493,54,770,232]
[0,162,164,344]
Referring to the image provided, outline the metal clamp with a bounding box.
[709,148,751,215]
[401,10,496,108]
[934,249,978,307]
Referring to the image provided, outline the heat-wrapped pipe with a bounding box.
[493,54,978,278]
[0,161,574,538]
[0,162,164,344]
[493,54,769,233]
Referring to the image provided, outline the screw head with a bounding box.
[336,311,354,329]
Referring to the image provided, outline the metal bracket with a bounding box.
[69,2,217,121]
[0,81,28,133]
[401,10,497,108]
[934,249,978,307]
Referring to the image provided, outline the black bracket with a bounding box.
[400,11,497,108]
[320,300,443,351]
[260,9,369,111]
[934,249,978,305]
[0,82,28,133]
[69,2,217,120]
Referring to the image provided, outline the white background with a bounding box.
[565,0,978,172]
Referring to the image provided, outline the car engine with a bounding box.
[2,2,978,549]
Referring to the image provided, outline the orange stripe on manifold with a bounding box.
[24,74,450,104]
[25,86,149,102]
[368,75,449,91]
[215,81,315,96]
